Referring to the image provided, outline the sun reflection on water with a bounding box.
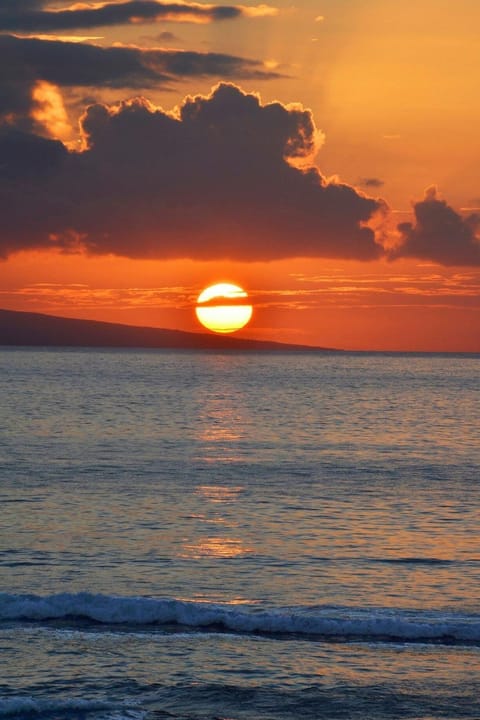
[180,537,253,559]
[195,485,245,503]
[182,512,236,526]
[191,362,254,464]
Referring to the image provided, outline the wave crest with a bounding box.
[1,592,478,645]
[0,695,145,718]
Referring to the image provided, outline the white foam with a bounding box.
[0,696,123,717]
[1,592,479,644]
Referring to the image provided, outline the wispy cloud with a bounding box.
[1,282,197,310]
[3,269,480,316]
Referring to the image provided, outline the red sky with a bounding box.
[1,0,479,351]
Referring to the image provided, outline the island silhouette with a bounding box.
[0,309,336,352]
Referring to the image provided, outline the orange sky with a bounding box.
[1,0,479,351]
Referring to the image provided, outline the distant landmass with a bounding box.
[0,309,336,351]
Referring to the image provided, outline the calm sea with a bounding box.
[1,348,479,720]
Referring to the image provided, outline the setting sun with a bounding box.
[195,283,253,334]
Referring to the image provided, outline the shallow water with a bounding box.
[1,349,479,719]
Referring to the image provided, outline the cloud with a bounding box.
[241,4,278,17]
[1,34,280,89]
[0,83,385,262]
[0,34,281,130]
[2,282,194,311]
[30,80,73,142]
[393,186,480,266]
[358,177,384,188]
[144,30,181,42]
[0,0,273,32]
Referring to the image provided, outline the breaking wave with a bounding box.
[0,696,145,718]
[1,592,479,645]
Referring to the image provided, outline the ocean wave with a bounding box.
[1,592,479,645]
[0,695,145,718]
[369,557,454,565]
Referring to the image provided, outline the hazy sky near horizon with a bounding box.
[1,0,479,350]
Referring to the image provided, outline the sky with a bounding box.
[1,0,479,351]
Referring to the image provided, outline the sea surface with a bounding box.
[1,348,479,720]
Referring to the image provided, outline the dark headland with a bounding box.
[0,309,337,352]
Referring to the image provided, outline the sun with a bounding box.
[196,283,253,334]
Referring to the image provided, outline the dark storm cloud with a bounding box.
[0,0,244,33]
[0,83,385,262]
[393,187,480,266]
[0,34,280,128]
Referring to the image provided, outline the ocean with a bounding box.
[1,348,479,720]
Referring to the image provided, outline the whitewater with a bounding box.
[2,592,480,645]
[1,348,479,719]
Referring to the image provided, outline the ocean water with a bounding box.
[1,348,479,720]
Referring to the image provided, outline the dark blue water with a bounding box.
[1,349,479,719]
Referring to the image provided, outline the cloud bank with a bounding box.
[0,83,385,261]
